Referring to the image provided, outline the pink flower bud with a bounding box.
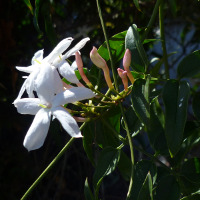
[90,46,107,69]
[123,49,135,84]
[90,46,114,89]
[117,68,128,91]
[75,52,91,86]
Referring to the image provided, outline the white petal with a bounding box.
[71,61,78,70]
[23,109,51,151]
[31,49,44,65]
[62,37,90,60]
[52,106,82,137]
[57,61,79,84]
[35,62,56,103]
[13,98,41,115]
[52,66,63,94]
[45,37,74,64]
[16,65,37,74]
[52,87,96,107]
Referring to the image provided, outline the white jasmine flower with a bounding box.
[16,37,90,99]
[13,87,96,151]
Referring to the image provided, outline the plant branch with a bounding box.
[141,0,162,42]
[21,123,87,200]
[96,0,119,91]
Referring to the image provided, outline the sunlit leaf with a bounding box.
[162,80,190,157]
[125,24,149,72]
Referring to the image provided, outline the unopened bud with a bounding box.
[90,46,114,90]
[123,49,135,84]
[117,68,128,92]
[90,46,107,69]
[75,52,92,86]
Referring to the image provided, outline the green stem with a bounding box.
[21,123,86,200]
[96,0,119,91]
[141,0,162,42]
[159,0,170,79]
[119,104,135,200]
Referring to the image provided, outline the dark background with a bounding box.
[0,0,200,199]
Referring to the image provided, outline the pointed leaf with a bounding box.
[129,160,157,200]
[162,80,190,157]
[125,24,149,72]
[133,0,141,11]
[177,50,200,78]
[137,172,153,200]
[84,178,94,200]
[24,0,34,15]
[93,147,121,188]
[155,175,180,200]
[131,79,150,127]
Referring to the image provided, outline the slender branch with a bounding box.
[21,123,87,200]
[96,0,119,91]
[159,0,170,79]
[119,103,135,199]
[141,0,162,42]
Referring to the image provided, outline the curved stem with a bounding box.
[141,0,162,42]
[159,0,170,79]
[96,0,119,92]
[21,123,86,200]
[119,104,135,199]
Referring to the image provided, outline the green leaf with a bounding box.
[162,80,190,157]
[148,97,168,155]
[93,147,121,192]
[181,158,200,184]
[129,160,157,200]
[137,172,153,200]
[170,121,200,167]
[133,0,141,11]
[168,0,177,17]
[98,31,126,63]
[84,178,94,200]
[131,79,150,127]
[42,2,57,45]
[123,105,144,137]
[117,151,132,181]
[155,175,180,200]
[177,50,200,78]
[179,158,200,195]
[33,0,42,33]
[89,31,126,86]
[23,0,34,15]
[181,193,200,200]
[192,92,200,120]
[125,24,149,72]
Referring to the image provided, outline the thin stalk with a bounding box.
[159,0,170,79]
[96,1,134,199]
[141,0,162,42]
[96,0,119,91]
[119,104,135,200]
[21,123,86,200]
